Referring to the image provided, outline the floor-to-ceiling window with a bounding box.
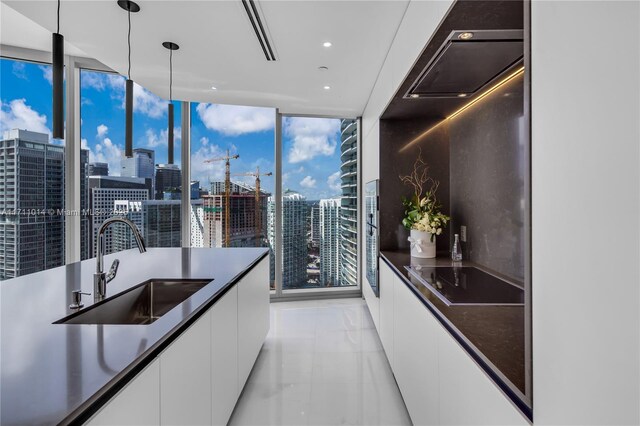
[279,116,358,291]
[80,69,182,258]
[189,103,276,289]
[0,57,64,280]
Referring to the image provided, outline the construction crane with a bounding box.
[232,166,272,245]
[204,149,239,247]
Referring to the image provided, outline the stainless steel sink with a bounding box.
[56,278,213,325]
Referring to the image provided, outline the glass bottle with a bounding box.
[451,233,463,261]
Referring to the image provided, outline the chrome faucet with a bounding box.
[94,217,147,301]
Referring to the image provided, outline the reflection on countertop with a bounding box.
[0,247,268,425]
[380,250,529,413]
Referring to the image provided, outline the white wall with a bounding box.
[531,1,640,424]
[360,0,454,323]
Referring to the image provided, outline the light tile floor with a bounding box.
[229,298,412,426]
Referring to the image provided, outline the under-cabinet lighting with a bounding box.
[399,66,525,152]
[323,85,331,90]
[458,32,474,40]
[323,41,332,47]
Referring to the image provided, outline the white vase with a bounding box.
[409,229,436,258]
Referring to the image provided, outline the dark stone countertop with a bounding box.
[380,250,530,416]
[0,247,269,425]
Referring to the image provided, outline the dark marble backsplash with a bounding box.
[379,74,526,283]
[379,118,450,253]
[449,74,525,283]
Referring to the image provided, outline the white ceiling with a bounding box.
[1,0,410,117]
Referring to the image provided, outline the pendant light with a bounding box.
[52,0,64,140]
[162,42,179,165]
[117,0,140,158]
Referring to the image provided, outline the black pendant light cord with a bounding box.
[169,49,173,102]
[56,0,60,34]
[127,7,131,80]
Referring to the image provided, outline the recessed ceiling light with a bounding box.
[457,93,468,97]
[323,41,332,47]
[318,66,329,71]
[458,32,474,40]
[410,94,419,98]
[323,85,331,90]
[211,86,217,90]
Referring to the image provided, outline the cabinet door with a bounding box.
[437,324,528,426]
[379,261,395,369]
[160,310,212,426]
[238,257,270,391]
[211,287,239,426]
[87,358,160,426]
[393,278,440,426]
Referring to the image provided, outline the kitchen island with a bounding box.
[0,247,269,425]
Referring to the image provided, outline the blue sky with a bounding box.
[1,58,343,200]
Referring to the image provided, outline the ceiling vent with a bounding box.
[405,29,523,98]
[241,0,277,61]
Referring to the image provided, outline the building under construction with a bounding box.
[202,181,269,248]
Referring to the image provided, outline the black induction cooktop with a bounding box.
[405,265,524,306]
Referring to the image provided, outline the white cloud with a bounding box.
[300,175,316,188]
[190,143,227,185]
[81,72,166,119]
[327,171,341,193]
[0,99,50,138]
[196,103,274,136]
[12,62,28,80]
[284,117,340,163]
[85,137,123,176]
[40,66,52,84]
[200,137,209,146]
[144,127,181,148]
[131,84,166,119]
[97,124,108,138]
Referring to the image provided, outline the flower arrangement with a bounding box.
[400,152,449,242]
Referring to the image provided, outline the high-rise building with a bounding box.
[143,200,181,247]
[210,180,254,195]
[319,198,341,286]
[121,148,155,199]
[80,149,90,260]
[271,190,308,289]
[0,130,65,279]
[88,176,148,257]
[190,199,205,248]
[310,203,320,247]
[112,200,143,252]
[339,119,358,287]
[88,162,109,176]
[155,163,181,200]
[201,185,268,248]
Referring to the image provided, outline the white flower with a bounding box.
[426,226,432,233]
[436,228,442,235]
[420,198,428,207]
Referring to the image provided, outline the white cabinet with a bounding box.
[87,358,160,426]
[160,310,212,426]
[211,287,239,426]
[437,325,528,426]
[238,257,269,390]
[375,264,529,426]
[379,261,395,369]
[393,275,439,426]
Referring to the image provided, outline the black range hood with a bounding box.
[405,29,523,99]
